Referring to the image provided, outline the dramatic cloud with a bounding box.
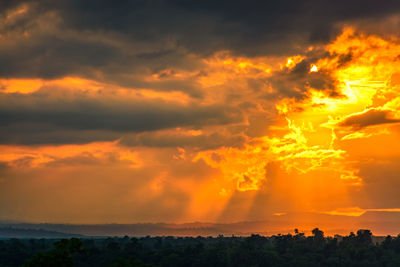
[1,0,400,81]
[338,108,400,130]
[1,0,400,232]
[268,59,338,99]
[0,85,242,144]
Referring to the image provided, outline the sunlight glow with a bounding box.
[310,64,318,72]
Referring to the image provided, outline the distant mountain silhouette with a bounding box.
[0,226,84,238]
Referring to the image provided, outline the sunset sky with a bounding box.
[1,0,400,233]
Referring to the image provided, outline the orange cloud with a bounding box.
[0,78,43,94]
[0,141,141,168]
[319,207,400,217]
[319,207,367,217]
[0,76,191,106]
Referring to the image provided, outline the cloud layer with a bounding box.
[0,1,400,229]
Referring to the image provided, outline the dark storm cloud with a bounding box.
[0,126,121,145]
[0,90,242,145]
[268,59,338,99]
[120,132,245,150]
[338,108,400,130]
[57,0,400,54]
[0,38,120,79]
[1,0,400,80]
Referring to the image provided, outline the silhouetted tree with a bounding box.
[356,229,372,246]
[23,238,85,267]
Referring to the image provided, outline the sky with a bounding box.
[1,0,400,233]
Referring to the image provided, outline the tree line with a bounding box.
[1,228,400,266]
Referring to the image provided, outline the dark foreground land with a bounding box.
[1,229,400,266]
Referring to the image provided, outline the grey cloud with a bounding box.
[268,59,338,99]
[0,38,120,79]
[0,90,242,145]
[338,108,400,130]
[120,132,246,150]
[0,126,120,145]
[1,0,399,81]
[58,0,400,55]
